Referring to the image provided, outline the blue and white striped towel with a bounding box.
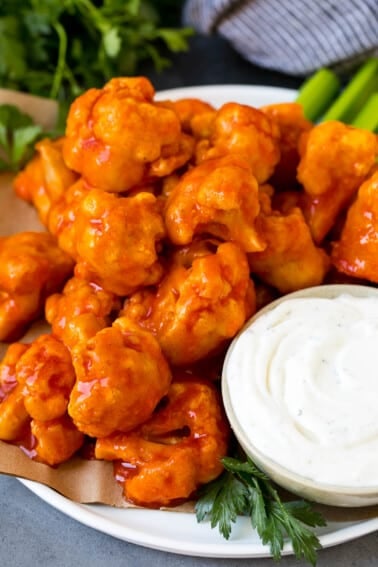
[183,0,378,75]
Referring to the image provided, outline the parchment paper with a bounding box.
[0,89,376,523]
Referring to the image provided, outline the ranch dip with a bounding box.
[224,293,378,487]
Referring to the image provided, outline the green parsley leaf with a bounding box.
[195,471,248,540]
[0,1,192,103]
[103,27,122,58]
[158,28,194,52]
[12,125,43,166]
[0,16,27,82]
[0,105,43,171]
[195,455,326,565]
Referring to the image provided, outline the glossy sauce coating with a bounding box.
[297,121,377,243]
[332,170,378,279]
[68,317,172,437]
[164,154,265,252]
[196,102,281,183]
[96,377,230,507]
[122,241,255,366]
[0,232,73,342]
[63,77,194,192]
[2,79,378,507]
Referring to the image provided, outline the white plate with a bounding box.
[155,83,296,107]
[19,478,378,558]
[18,85,378,558]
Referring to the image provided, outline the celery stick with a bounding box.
[296,68,341,121]
[352,92,378,132]
[322,58,378,123]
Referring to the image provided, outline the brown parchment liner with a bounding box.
[0,90,376,524]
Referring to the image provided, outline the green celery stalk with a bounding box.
[322,57,378,123]
[351,92,378,132]
[296,68,341,121]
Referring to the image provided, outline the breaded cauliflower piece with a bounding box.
[63,77,194,192]
[122,241,255,366]
[0,343,30,441]
[95,376,230,507]
[13,137,78,225]
[68,317,172,438]
[45,276,121,353]
[332,170,378,282]
[261,102,313,191]
[248,190,330,293]
[158,97,216,139]
[0,336,82,465]
[72,190,166,296]
[196,102,280,183]
[0,232,73,341]
[30,415,84,466]
[16,334,76,422]
[164,155,265,252]
[297,121,377,243]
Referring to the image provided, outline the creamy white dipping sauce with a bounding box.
[224,293,378,488]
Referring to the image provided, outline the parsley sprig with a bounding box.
[0,0,192,104]
[195,456,326,565]
[0,105,44,172]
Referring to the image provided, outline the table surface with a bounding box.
[1,34,377,567]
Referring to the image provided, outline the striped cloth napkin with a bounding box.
[183,0,378,75]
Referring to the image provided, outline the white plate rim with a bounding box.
[17,84,378,558]
[155,83,297,107]
[19,477,378,559]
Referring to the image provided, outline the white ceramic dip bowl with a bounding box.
[222,284,378,507]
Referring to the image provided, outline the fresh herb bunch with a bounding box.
[0,105,44,172]
[0,0,192,103]
[195,456,326,565]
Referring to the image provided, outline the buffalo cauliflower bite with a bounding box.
[63,77,194,193]
[158,97,216,138]
[0,343,30,441]
[16,334,76,422]
[45,276,121,354]
[46,177,93,259]
[68,317,172,438]
[261,102,313,191]
[0,343,29,402]
[164,155,265,252]
[95,377,230,507]
[122,241,255,366]
[29,415,84,466]
[13,153,51,225]
[248,190,330,293]
[0,384,30,442]
[71,189,166,296]
[196,102,280,183]
[0,336,83,466]
[0,232,74,342]
[332,170,378,281]
[13,138,78,226]
[297,121,377,243]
